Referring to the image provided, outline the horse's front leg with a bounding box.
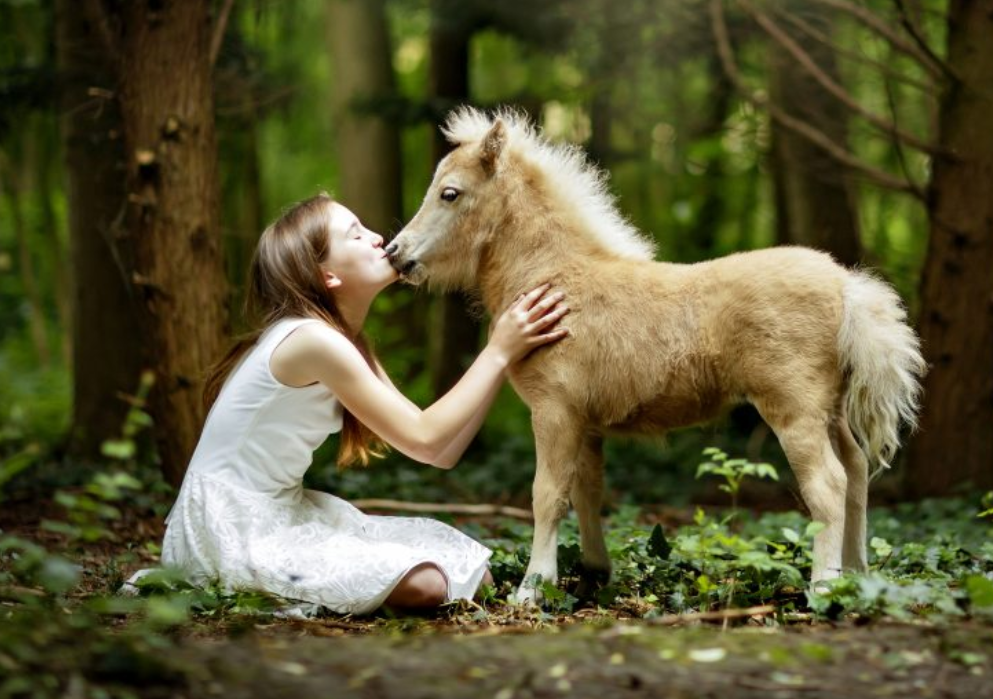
[572,434,611,599]
[511,408,583,606]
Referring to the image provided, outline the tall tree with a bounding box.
[0,155,51,367]
[767,11,861,267]
[327,0,402,236]
[326,0,428,379]
[82,0,232,485]
[56,0,142,458]
[427,0,481,397]
[906,0,993,496]
[215,15,266,323]
[33,116,73,368]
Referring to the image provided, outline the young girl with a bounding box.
[159,193,569,615]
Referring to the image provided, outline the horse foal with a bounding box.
[386,107,925,604]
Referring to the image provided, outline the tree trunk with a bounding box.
[327,0,402,235]
[428,1,481,397]
[905,0,993,496]
[34,115,73,368]
[56,0,144,460]
[216,22,265,329]
[326,0,427,379]
[0,164,51,368]
[688,54,733,259]
[767,14,862,267]
[115,0,229,486]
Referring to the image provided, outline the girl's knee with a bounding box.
[392,563,448,608]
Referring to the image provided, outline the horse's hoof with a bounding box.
[575,565,611,601]
[509,587,540,607]
[810,568,843,595]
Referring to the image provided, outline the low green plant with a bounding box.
[979,491,993,519]
[696,447,779,515]
[479,451,993,625]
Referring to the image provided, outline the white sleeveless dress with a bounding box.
[160,317,492,615]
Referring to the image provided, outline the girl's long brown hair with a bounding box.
[203,193,386,468]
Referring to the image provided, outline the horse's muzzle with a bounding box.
[385,241,419,277]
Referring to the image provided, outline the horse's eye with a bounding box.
[440,187,460,203]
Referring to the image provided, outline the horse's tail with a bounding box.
[837,270,926,480]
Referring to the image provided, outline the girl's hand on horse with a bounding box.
[488,283,569,365]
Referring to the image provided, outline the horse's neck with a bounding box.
[477,211,599,311]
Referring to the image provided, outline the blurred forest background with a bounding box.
[0,0,990,510]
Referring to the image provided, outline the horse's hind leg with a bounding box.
[511,407,583,606]
[759,406,848,583]
[571,434,610,598]
[832,413,869,572]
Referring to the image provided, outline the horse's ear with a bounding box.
[480,119,506,176]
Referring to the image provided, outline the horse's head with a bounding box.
[386,113,512,290]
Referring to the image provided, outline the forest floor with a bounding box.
[2,489,992,698]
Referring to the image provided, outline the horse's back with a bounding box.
[688,247,850,410]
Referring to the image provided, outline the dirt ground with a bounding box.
[3,491,992,699]
[133,618,992,699]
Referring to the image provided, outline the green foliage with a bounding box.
[0,442,40,497]
[476,455,993,624]
[40,472,144,543]
[979,491,993,519]
[37,372,154,544]
[696,447,779,513]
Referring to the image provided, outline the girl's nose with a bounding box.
[371,232,384,248]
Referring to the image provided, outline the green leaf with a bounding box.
[146,596,191,626]
[870,537,893,558]
[0,444,40,494]
[965,575,993,608]
[648,523,672,561]
[40,520,82,539]
[37,556,81,594]
[130,411,154,428]
[101,439,136,460]
[782,527,800,545]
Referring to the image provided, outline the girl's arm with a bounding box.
[281,286,567,465]
[374,362,487,469]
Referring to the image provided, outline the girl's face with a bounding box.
[324,203,397,292]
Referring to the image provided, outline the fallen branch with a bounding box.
[352,499,533,520]
[0,585,47,602]
[646,604,777,626]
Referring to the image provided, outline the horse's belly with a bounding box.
[601,390,725,434]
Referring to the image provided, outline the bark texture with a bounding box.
[327,0,402,236]
[116,0,228,485]
[768,14,861,267]
[906,0,993,495]
[429,1,481,397]
[55,0,142,458]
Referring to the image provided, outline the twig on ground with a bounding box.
[0,585,46,602]
[647,604,777,626]
[353,499,533,520]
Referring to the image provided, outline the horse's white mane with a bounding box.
[443,107,656,261]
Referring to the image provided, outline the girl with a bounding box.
[159,193,569,615]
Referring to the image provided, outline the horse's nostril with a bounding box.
[384,241,398,257]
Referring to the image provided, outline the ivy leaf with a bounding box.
[648,523,672,561]
[101,439,136,460]
[965,575,993,608]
